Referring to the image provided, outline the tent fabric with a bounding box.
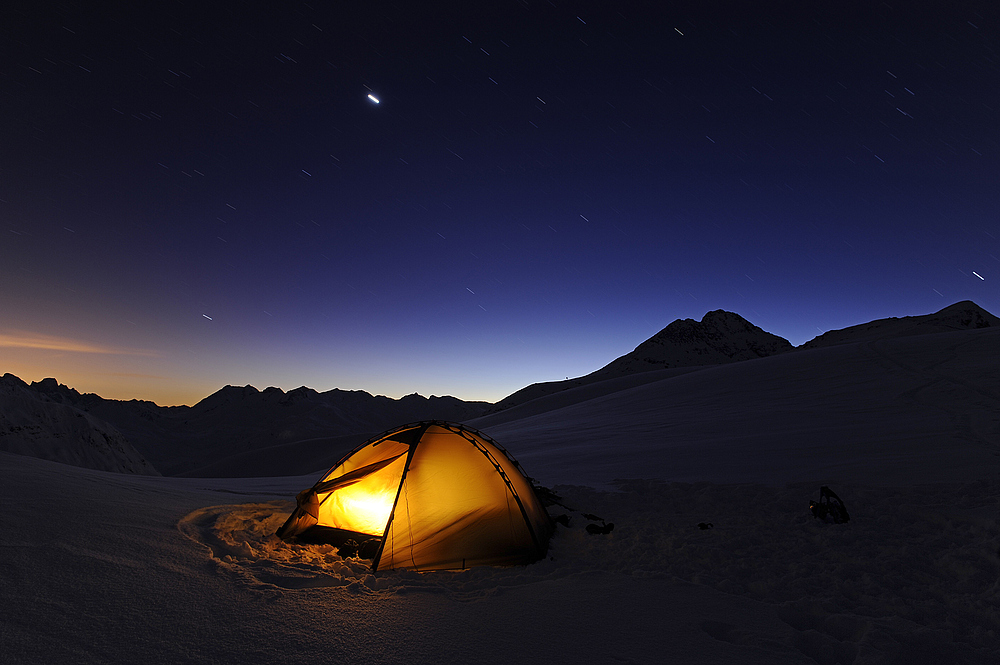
[276,421,553,571]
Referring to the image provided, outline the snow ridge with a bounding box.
[803,300,1000,349]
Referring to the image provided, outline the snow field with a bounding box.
[552,481,1000,663]
[177,478,999,663]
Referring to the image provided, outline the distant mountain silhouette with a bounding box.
[5,301,996,477]
[0,374,158,475]
[6,378,489,477]
[801,301,1000,349]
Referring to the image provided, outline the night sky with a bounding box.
[3,1,998,405]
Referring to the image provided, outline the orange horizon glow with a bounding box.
[2,368,213,407]
[0,328,534,407]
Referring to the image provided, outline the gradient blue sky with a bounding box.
[3,1,998,405]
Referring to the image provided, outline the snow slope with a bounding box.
[802,300,1000,350]
[474,327,1000,489]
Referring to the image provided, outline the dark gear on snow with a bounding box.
[810,486,850,524]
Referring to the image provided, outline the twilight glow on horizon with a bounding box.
[2,1,997,406]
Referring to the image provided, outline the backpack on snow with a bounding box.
[810,486,850,524]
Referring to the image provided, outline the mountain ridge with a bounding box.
[12,378,491,476]
[487,300,997,414]
[0,373,159,475]
[4,300,996,476]
[802,300,1000,349]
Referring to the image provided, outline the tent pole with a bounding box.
[369,422,430,572]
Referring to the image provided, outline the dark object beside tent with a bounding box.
[810,486,850,524]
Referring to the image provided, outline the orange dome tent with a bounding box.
[276,421,553,571]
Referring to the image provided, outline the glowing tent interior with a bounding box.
[275,421,554,571]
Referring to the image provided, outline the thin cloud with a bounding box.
[0,331,159,357]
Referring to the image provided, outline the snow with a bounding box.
[1,453,817,664]
[2,323,999,663]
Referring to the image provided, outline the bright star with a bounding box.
[367,94,379,104]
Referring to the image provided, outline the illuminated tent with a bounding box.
[275,421,553,571]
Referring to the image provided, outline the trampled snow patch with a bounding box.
[177,501,580,600]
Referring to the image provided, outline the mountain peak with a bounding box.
[933,300,999,327]
[29,377,83,404]
[1,373,29,389]
[190,384,262,412]
[591,309,793,378]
